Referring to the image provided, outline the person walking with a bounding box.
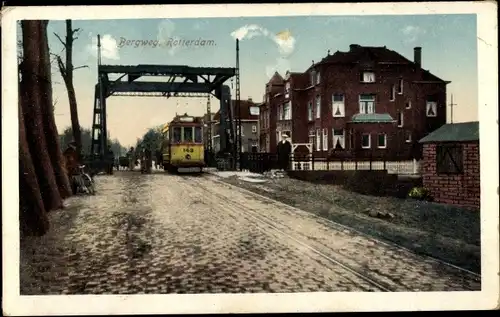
[107,146,114,175]
[277,133,292,172]
[127,147,135,171]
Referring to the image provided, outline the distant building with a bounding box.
[212,99,260,153]
[419,122,480,209]
[259,45,450,160]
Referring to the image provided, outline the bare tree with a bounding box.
[52,20,88,157]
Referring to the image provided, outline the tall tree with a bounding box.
[21,20,63,212]
[53,20,88,157]
[39,20,72,199]
[19,84,50,236]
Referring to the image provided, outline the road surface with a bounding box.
[20,171,481,294]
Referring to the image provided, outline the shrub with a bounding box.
[408,186,432,201]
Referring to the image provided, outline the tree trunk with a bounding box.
[21,20,63,212]
[38,20,72,199]
[65,19,83,158]
[19,94,50,237]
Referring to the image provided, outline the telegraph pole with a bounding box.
[449,94,457,124]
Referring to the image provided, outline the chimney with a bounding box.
[248,97,253,102]
[414,47,422,67]
[349,44,361,52]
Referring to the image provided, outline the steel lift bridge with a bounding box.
[90,35,243,173]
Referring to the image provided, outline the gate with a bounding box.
[240,152,278,174]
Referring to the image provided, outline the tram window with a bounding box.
[183,127,194,142]
[195,126,203,143]
[173,127,182,143]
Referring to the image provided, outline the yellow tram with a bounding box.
[160,114,205,173]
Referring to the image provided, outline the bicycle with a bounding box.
[72,165,95,195]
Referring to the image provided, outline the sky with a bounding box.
[18,14,477,147]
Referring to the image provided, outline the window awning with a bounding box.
[350,113,395,123]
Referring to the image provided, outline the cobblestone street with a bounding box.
[20,171,481,295]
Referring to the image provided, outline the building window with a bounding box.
[315,95,321,119]
[316,71,321,84]
[361,134,371,149]
[437,144,463,174]
[332,129,345,150]
[426,101,437,117]
[397,112,404,127]
[285,82,291,98]
[308,129,315,146]
[360,71,375,83]
[307,102,313,121]
[322,129,328,151]
[252,125,257,133]
[311,70,317,86]
[315,129,321,151]
[405,100,412,109]
[390,85,396,101]
[236,125,245,136]
[332,94,345,117]
[283,102,292,120]
[359,94,375,114]
[398,78,404,94]
[405,131,412,143]
[377,133,387,149]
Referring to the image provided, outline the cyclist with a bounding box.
[63,141,83,194]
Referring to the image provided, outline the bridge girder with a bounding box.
[91,63,237,169]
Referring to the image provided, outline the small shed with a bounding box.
[419,122,480,209]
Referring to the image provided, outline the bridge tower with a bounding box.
[90,34,108,164]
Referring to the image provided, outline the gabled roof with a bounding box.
[419,122,479,143]
[306,44,447,83]
[213,99,258,121]
[350,113,395,123]
[267,71,284,85]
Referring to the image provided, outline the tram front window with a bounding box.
[183,127,193,142]
[195,127,202,143]
[173,127,182,143]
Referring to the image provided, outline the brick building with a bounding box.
[259,44,450,160]
[419,122,480,209]
[212,99,260,153]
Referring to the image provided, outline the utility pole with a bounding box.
[449,94,457,124]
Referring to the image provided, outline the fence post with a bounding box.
[413,158,418,174]
[355,160,358,170]
[311,153,315,171]
[341,158,344,171]
[369,155,373,170]
[327,155,330,170]
[290,153,294,171]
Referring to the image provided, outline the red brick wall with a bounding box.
[422,142,480,209]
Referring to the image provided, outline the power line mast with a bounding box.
[449,94,457,123]
[206,94,212,151]
[235,39,242,170]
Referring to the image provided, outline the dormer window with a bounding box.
[311,69,317,86]
[316,71,321,84]
[360,71,375,83]
[285,82,291,98]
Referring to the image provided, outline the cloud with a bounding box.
[87,34,120,60]
[265,57,291,79]
[156,19,182,56]
[231,24,296,79]
[401,25,426,44]
[231,24,296,57]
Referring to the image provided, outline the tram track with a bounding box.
[185,173,480,291]
[204,173,481,280]
[180,175,396,291]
